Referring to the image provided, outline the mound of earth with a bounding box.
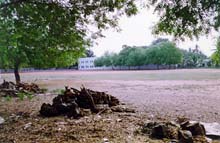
[40,86,134,118]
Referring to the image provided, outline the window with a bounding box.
[81,61,84,64]
[90,66,93,68]
[81,66,84,68]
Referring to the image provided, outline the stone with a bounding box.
[205,137,212,143]
[116,118,122,122]
[151,124,166,139]
[24,122,32,130]
[181,122,206,136]
[142,121,179,139]
[178,130,193,143]
[201,122,220,140]
[142,121,158,135]
[0,116,4,124]
[103,137,109,143]
[40,103,59,117]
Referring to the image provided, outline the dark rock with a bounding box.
[182,122,206,136]
[66,101,82,118]
[169,140,178,143]
[151,124,166,139]
[178,130,193,143]
[142,121,158,135]
[40,103,59,117]
[143,121,179,139]
[180,121,190,129]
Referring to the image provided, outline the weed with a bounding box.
[18,93,25,101]
[52,89,65,94]
[5,95,12,101]
[26,93,34,100]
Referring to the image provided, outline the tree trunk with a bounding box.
[14,64,20,84]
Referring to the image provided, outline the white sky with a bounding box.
[91,8,219,57]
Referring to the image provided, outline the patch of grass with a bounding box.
[41,88,48,93]
[18,92,25,101]
[26,93,34,100]
[17,92,34,101]
[51,89,65,94]
[5,95,12,102]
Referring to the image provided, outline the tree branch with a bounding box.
[0,0,27,8]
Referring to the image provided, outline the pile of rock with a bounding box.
[40,86,122,118]
[0,80,44,97]
[142,119,210,143]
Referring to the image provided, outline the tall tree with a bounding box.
[181,48,207,68]
[94,42,183,68]
[151,38,169,45]
[149,0,220,39]
[0,0,138,83]
[85,49,95,57]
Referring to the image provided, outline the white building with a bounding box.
[78,57,97,70]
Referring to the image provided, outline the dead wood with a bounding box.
[40,86,120,118]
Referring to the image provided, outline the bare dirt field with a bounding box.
[1,69,220,143]
[1,69,220,122]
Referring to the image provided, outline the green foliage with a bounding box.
[144,42,183,65]
[18,92,25,101]
[52,89,65,94]
[26,93,34,100]
[95,40,183,67]
[149,0,220,39]
[94,52,116,67]
[5,95,12,102]
[0,0,138,82]
[181,48,207,68]
[17,92,34,101]
[211,38,220,67]
[126,48,145,66]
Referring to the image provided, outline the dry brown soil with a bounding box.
[1,69,220,142]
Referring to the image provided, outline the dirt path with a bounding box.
[1,69,220,122]
[1,69,220,143]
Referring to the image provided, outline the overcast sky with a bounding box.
[91,8,219,57]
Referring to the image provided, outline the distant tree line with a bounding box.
[95,40,209,69]
[181,47,209,68]
[211,38,220,67]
